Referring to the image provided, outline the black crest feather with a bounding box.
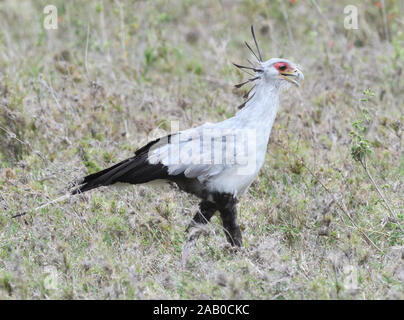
[233,25,264,109]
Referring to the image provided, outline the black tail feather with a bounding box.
[71,157,133,194]
[71,138,170,194]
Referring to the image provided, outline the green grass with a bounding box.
[0,0,403,299]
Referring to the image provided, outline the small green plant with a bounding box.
[350,88,374,163]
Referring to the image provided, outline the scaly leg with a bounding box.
[217,195,242,247]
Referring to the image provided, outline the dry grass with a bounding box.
[0,0,403,299]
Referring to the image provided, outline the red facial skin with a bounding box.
[273,62,291,73]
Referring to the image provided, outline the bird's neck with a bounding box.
[234,82,280,134]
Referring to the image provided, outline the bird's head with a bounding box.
[260,58,304,88]
[234,26,303,107]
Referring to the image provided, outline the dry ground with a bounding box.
[0,0,403,299]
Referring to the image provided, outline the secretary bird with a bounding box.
[70,26,303,252]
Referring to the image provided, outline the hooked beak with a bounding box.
[280,68,304,87]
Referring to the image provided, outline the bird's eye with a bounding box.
[279,65,287,71]
[274,62,289,72]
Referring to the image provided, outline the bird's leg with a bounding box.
[218,197,242,247]
[182,201,217,267]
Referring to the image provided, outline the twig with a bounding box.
[381,0,390,42]
[99,0,111,63]
[311,0,334,34]
[361,158,403,232]
[345,224,389,237]
[11,194,71,219]
[0,125,30,147]
[0,125,46,161]
[280,0,295,47]
[85,23,90,76]
[40,78,63,112]
[274,141,384,254]
[304,162,384,254]
[114,0,126,54]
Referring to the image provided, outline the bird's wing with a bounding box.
[147,122,251,182]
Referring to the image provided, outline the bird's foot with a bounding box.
[223,225,243,248]
[223,243,242,254]
[181,223,209,268]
